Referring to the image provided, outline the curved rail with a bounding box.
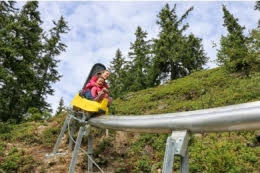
[88,101,260,133]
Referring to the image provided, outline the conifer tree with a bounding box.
[255,1,260,10]
[246,1,260,72]
[108,49,127,98]
[0,2,68,122]
[31,16,69,111]
[0,1,19,121]
[128,26,152,91]
[152,3,207,84]
[16,1,44,114]
[255,1,260,27]
[217,5,249,73]
[55,97,65,116]
[153,4,185,83]
[181,34,208,75]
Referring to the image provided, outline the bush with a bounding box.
[40,127,60,147]
[247,29,260,72]
[23,107,51,121]
[0,141,6,157]
[0,147,38,173]
[9,122,40,144]
[0,122,15,140]
[189,132,259,173]
[134,156,152,173]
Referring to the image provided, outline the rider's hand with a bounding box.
[102,88,108,93]
[98,90,105,96]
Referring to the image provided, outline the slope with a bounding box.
[0,67,259,173]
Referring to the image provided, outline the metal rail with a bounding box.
[88,101,260,133]
[50,101,260,173]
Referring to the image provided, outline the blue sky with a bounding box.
[17,1,260,113]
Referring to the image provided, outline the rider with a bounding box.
[82,70,110,100]
[90,76,109,102]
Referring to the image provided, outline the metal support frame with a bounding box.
[50,111,90,153]
[68,123,91,173]
[69,126,85,173]
[68,120,75,151]
[88,135,93,172]
[162,130,190,173]
[52,115,71,154]
[48,111,96,173]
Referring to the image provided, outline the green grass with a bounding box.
[114,68,260,115]
[0,147,38,173]
[0,142,6,157]
[40,127,60,147]
[1,67,259,172]
[189,132,259,173]
[0,121,42,144]
[110,67,260,172]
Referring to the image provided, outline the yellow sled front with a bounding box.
[71,93,108,115]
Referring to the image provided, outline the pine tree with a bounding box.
[16,1,44,114]
[152,3,206,84]
[217,5,249,73]
[0,1,28,121]
[31,16,69,112]
[0,2,68,122]
[181,34,208,75]
[246,1,260,72]
[108,49,127,98]
[153,3,184,83]
[255,1,260,10]
[55,97,65,116]
[255,1,260,27]
[128,26,152,91]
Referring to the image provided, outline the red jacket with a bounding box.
[91,85,103,97]
[83,75,109,92]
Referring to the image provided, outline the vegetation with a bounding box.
[127,26,152,91]
[55,97,65,116]
[0,147,38,173]
[108,2,259,100]
[217,5,250,74]
[256,1,260,27]
[0,114,65,172]
[0,67,259,173]
[0,1,259,173]
[108,3,208,99]
[152,4,207,82]
[109,67,260,172]
[113,68,260,115]
[40,126,61,147]
[0,1,69,122]
[108,49,128,98]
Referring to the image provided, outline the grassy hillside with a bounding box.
[112,67,260,115]
[0,67,260,173]
[107,67,260,173]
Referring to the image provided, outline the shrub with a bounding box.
[134,156,152,173]
[23,107,51,121]
[0,142,6,157]
[0,147,38,173]
[40,127,60,147]
[0,122,15,140]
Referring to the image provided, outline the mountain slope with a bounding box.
[109,67,260,172]
[0,67,259,173]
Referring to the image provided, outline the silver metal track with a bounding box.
[88,101,260,133]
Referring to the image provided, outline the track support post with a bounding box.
[52,115,71,154]
[162,130,190,173]
[88,134,93,173]
[69,124,90,173]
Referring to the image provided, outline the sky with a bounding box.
[17,1,260,113]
